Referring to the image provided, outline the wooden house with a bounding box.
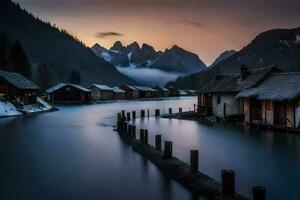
[88,84,114,101]
[167,86,180,97]
[237,72,300,128]
[46,83,91,103]
[0,70,40,105]
[197,66,280,118]
[112,87,125,100]
[154,86,170,97]
[120,85,139,99]
[134,86,154,98]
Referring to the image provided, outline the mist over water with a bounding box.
[116,65,182,86]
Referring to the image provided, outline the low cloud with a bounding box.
[116,65,181,87]
[182,20,205,29]
[95,32,124,38]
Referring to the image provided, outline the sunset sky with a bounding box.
[13,0,300,65]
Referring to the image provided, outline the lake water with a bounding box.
[0,97,299,200]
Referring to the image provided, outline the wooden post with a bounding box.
[127,112,131,121]
[121,110,125,119]
[140,129,145,144]
[141,110,145,118]
[179,108,182,113]
[190,150,199,172]
[252,186,266,200]
[117,113,121,121]
[164,141,173,158]
[147,109,150,117]
[155,135,162,150]
[127,124,132,136]
[132,111,136,119]
[131,125,136,139]
[144,129,148,145]
[169,108,172,114]
[221,169,235,198]
[155,109,160,117]
[123,122,128,134]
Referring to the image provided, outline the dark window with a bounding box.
[217,95,221,104]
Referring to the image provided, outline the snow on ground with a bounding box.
[101,52,112,62]
[0,101,22,117]
[21,97,53,114]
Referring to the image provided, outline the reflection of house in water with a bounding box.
[0,70,40,105]
[197,66,280,119]
[237,72,300,128]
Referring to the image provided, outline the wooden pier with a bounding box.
[114,109,266,200]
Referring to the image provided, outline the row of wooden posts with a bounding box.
[116,110,266,200]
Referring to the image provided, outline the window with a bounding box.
[217,95,221,104]
[266,101,273,110]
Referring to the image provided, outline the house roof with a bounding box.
[112,87,125,93]
[46,83,91,93]
[0,70,40,90]
[89,84,113,91]
[237,72,300,101]
[198,66,279,94]
[155,86,169,92]
[134,86,157,92]
[123,85,138,91]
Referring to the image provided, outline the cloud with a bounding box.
[95,32,124,38]
[182,20,205,29]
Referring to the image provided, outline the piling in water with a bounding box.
[252,186,266,200]
[132,111,136,119]
[155,109,160,117]
[147,109,150,117]
[190,150,199,172]
[128,124,132,136]
[179,108,183,113]
[127,112,131,121]
[222,169,235,198]
[140,129,145,144]
[169,108,172,114]
[155,135,162,150]
[144,130,148,145]
[131,125,136,139]
[164,141,173,159]
[141,110,145,118]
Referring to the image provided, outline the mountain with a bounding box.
[91,41,206,74]
[149,45,207,73]
[167,27,300,89]
[0,0,135,87]
[210,50,236,67]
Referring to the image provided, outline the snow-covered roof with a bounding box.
[155,86,169,92]
[46,83,91,93]
[134,86,157,92]
[89,84,113,91]
[125,85,138,91]
[179,90,188,95]
[0,70,40,90]
[112,87,125,93]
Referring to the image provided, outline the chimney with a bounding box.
[240,65,249,80]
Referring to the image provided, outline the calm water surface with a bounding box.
[0,97,299,200]
[0,97,201,200]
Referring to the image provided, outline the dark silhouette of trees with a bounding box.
[69,70,81,85]
[0,34,7,67]
[36,62,50,89]
[7,41,31,78]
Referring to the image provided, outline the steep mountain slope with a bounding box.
[168,27,300,89]
[210,50,236,67]
[92,41,206,74]
[0,0,135,87]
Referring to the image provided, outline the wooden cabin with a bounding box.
[46,83,91,103]
[112,87,125,100]
[0,70,40,105]
[88,84,114,101]
[167,86,180,97]
[197,66,280,118]
[154,86,170,97]
[134,86,158,98]
[120,85,139,99]
[237,72,300,128]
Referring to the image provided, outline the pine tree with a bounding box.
[69,70,81,85]
[0,34,7,68]
[36,62,50,89]
[7,41,31,77]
